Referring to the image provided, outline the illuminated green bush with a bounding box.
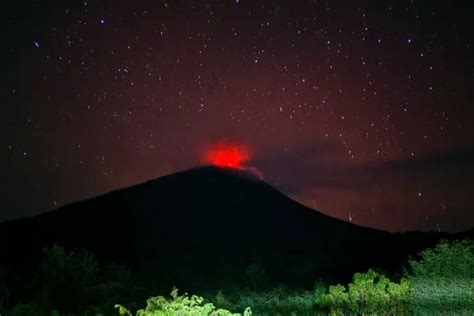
[406,239,474,314]
[318,270,410,315]
[115,287,252,316]
[408,239,474,279]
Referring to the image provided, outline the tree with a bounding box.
[244,264,267,290]
[35,244,99,312]
[0,280,9,311]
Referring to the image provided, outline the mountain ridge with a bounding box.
[0,165,471,289]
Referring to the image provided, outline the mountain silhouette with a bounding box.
[0,166,471,289]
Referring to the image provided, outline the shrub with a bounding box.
[318,269,410,315]
[115,287,252,316]
[313,281,327,301]
[408,278,473,315]
[407,239,474,279]
[214,290,232,310]
[318,284,348,315]
[406,239,474,314]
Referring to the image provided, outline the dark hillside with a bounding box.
[0,166,468,290]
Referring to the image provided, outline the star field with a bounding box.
[2,0,474,232]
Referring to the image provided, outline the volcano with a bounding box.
[0,166,471,289]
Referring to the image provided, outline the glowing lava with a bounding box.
[204,142,250,169]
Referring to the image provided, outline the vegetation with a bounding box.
[116,288,252,316]
[407,240,474,279]
[1,239,473,315]
[406,240,474,315]
[318,270,410,315]
[2,245,139,315]
[210,286,318,315]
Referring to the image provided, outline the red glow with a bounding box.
[204,142,250,169]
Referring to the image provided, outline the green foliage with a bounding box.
[5,240,474,315]
[406,239,474,314]
[408,278,474,315]
[116,287,252,316]
[318,269,410,315]
[313,281,327,302]
[218,287,317,315]
[319,284,348,315]
[214,290,232,311]
[408,239,474,279]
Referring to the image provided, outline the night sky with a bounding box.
[2,1,474,232]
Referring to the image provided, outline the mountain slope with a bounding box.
[0,166,467,288]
